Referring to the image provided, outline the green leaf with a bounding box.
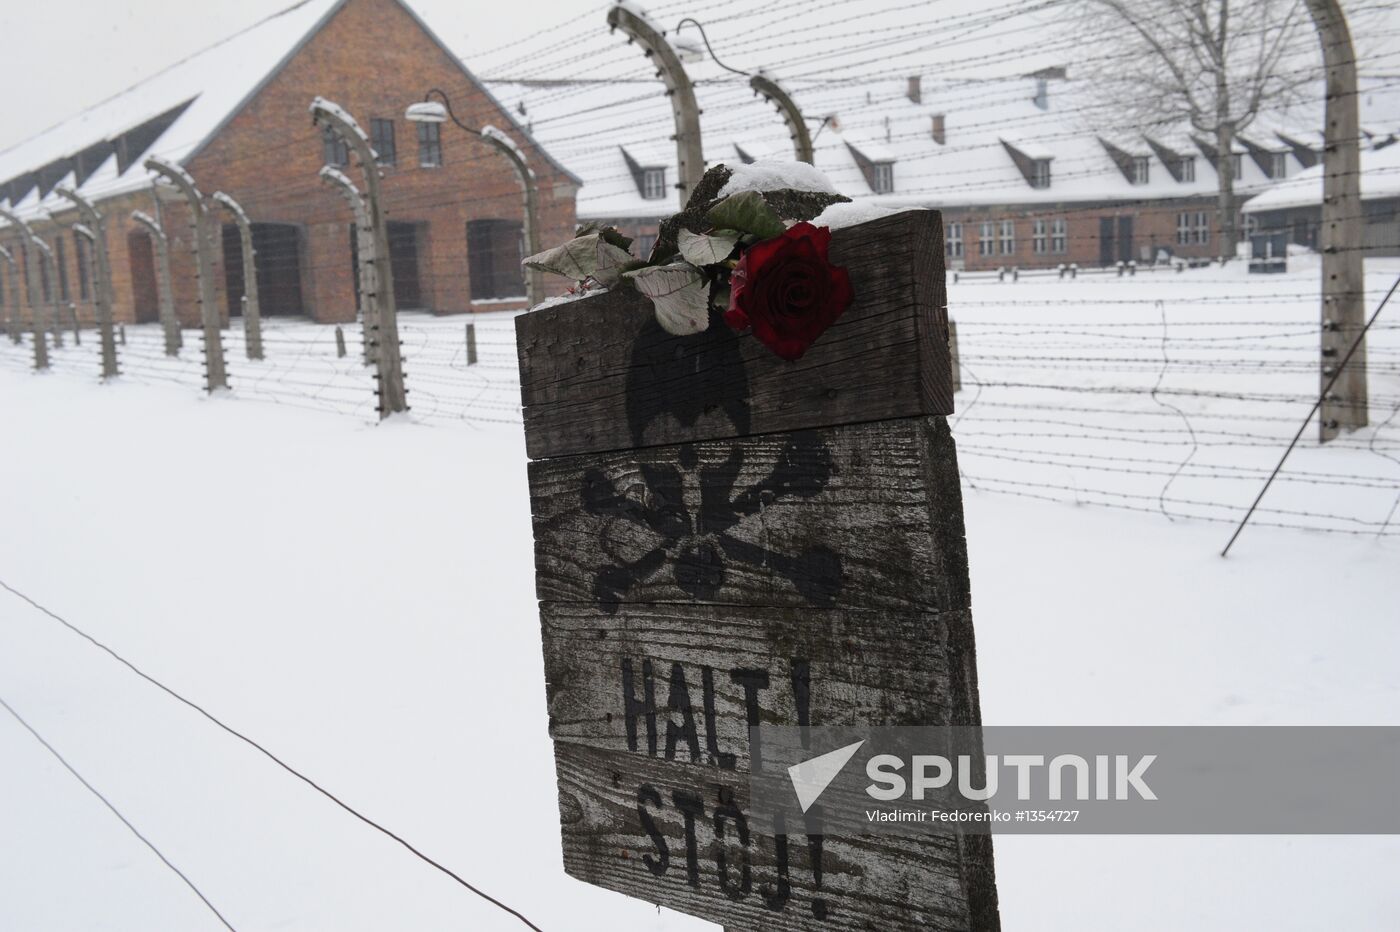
[678,228,741,266]
[705,191,785,240]
[523,233,634,286]
[624,261,711,335]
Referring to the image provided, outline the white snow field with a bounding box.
[1,257,1398,931]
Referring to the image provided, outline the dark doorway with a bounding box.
[127,230,159,323]
[467,219,525,300]
[1099,216,1135,265]
[387,221,424,309]
[220,222,305,316]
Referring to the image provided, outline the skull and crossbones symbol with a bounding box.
[583,316,845,613]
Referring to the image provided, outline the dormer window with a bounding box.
[1031,159,1051,189]
[1232,153,1244,178]
[872,162,894,194]
[642,168,667,200]
[1178,156,1195,181]
[1270,152,1288,179]
[1132,156,1150,184]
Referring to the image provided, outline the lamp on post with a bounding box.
[311,96,406,418]
[405,91,544,309]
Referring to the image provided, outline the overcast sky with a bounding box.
[0,0,589,152]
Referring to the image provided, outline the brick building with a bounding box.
[0,0,579,329]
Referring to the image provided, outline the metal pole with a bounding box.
[56,187,120,379]
[466,322,477,365]
[477,125,544,308]
[0,245,20,344]
[312,98,406,417]
[131,209,182,356]
[1304,0,1366,442]
[320,167,378,367]
[0,209,51,370]
[749,72,814,164]
[608,4,704,208]
[145,157,228,392]
[212,192,264,360]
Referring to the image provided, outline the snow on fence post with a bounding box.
[0,246,20,344]
[58,188,120,379]
[515,207,1000,930]
[212,192,265,361]
[312,98,407,417]
[131,209,182,357]
[144,157,228,392]
[319,167,378,367]
[607,3,704,208]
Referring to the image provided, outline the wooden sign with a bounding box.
[516,210,1000,930]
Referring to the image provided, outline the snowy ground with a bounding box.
[0,258,1397,930]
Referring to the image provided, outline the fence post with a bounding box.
[749,71,815,164]
[0,208,52,370]
[131,209,182,356]
[608,4,704,208]
[145,157,228,392]
[212,192,264,360]
[1304,0,1366,442]
[312,98,406,417]
[58,188,121,379]
[335,325,346,358]
[466,322,478,365]
[319,167,378,367]
[0,246,20,344]
[32,239,63,350]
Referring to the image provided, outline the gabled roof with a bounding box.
[1243,141,1400,214]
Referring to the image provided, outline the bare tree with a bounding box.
[1077,0,1318,259]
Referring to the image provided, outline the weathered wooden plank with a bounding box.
[553,742,996,931]
[528,415,970,613]
[541,604,984,767]
[516,210,951,461]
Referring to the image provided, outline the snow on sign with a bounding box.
[516,209,1000,931]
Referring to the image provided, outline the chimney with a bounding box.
[1033,77,1049,110]
[932,113,946,145]
[907,75,922,104]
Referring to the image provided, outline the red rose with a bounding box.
[724,221,854,361]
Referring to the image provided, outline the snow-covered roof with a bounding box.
[484,62,1400,221]
[0,0,345,221]
[1244,142,1400,214]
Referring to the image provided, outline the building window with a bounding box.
[1132,156,1150,184]
[1178,157,1195,182]
[1030,159,1051,189]
[1242,213,1259,236]
[872,162,895,194]
[1232,153,1244,178]
[999,219,1015,255]
[1270,152,1287,179]
[322,126,348,168]
[1051,218,1067,253]
[642,168,667,200]
[39,249,52,303]
[1032,219,1048,254]
[946,222,964,258]
[74,231,90,300]
[370,118,396,166]
[1178,211,1211,245]
[55,236,71,303]
[467,219,526,300]
[418,122,442,167]
[978,221,995,257]
[636,232,658,259]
